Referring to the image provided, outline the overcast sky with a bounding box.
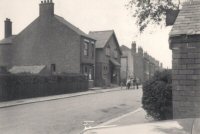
[0,0,172,68]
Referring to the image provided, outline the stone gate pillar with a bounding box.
[169,1,200,119]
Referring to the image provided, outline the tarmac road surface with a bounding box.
[0,88,142,134]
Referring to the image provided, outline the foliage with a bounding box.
[126,0,180,32]
[0,74,88,101]
[142,69,172,120]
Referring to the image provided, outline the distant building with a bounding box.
[120,55,128,83]
[89,30,122,87]
[0,1,96,86]
[120,43,135,82]
[120,42,163,83]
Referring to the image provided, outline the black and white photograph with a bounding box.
[0,0,200,134]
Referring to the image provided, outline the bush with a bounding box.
[142,69,172,120]
[0,74,89,101]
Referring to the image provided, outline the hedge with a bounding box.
[142,69,172,120]
[0,74,88,101]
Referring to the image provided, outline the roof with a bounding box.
[9,65,46,74]
[170,1,200,37]
[89,30,114,48]
[0,35,16,45]
[54,15,94,40]
[121,45,130,51]
[110,58,120,66]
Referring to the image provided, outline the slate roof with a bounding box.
[121,45,130,51]
[0,35,16,45]
[55,15,94,40]
[9,65,46,74]
[89,30,114,48]
[170,1,200,37]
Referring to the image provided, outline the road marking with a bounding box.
[97,107,142,126]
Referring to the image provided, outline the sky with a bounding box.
[0,0,172,68]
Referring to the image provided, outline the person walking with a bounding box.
[126,78,131,89]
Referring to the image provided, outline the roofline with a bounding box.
[104,31,122,55]
[81,35,96,42]
[89,30,114,33]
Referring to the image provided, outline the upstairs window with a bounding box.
[114,50,118,59]
[91,41,95,58]
[105,47,110,56]
[84,41,89,56]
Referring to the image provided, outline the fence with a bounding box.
[0,74,88,101]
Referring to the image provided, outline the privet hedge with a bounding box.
[0,74,88,101]
[142,69,172,120]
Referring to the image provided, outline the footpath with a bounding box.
[0,87,121,108]
[97,107,154,127]
[96,86,154,127]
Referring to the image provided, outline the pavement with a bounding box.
[97,107,154,127]
[0,86,121,108]
[95,85,155,127]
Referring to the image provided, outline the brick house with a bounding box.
[89,30,122,87]
[0,1,96,86]
[132,42,162,83]
[169,1,200,118]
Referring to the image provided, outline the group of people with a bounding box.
[121,77,139,90]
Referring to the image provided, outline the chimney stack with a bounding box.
[138,47,143,56]
[131,41,136,53]
[4,18,12,38]
[39,0,54,17]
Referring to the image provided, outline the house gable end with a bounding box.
[105,33,122,55]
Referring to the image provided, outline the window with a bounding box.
[84,41,89,56]
[51,64,56,73]
[91,42,95,58]
[106,47,110,56]
[114,50,118,58]
[84,66,88,73]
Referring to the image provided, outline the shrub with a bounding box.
[0,74,88,101]
[142,69,172,120]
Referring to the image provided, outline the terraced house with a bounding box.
[0,1,96,86]
[89,30,122,87]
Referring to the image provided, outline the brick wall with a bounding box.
[171,41,200,118]
[133,51,144,83]
[0,16,81,74]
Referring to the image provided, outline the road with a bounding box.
[0,88,142,134]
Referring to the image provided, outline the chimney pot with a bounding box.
[39,0,54,17]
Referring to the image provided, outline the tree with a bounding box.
[127,0,181,32]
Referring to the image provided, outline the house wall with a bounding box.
[120,56,128,83]
[0,16,81,74]
[80,37,95,65]
[121,49,134,78]
[0,44,14,67]
[170,39,200,118]
[95,35,121,87]
[133,49,144,83]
